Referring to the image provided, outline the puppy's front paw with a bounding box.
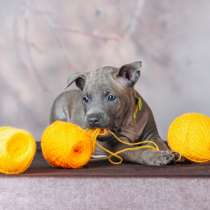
[142,150,175,166]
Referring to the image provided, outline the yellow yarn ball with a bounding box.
[0,127,36,174]
[168,113,210,163]
[41,121,101,169]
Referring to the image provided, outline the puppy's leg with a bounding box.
[114,137,176,166]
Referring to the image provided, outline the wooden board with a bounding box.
[2,143,210,178]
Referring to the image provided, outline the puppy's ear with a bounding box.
[116,61,142,87]
[66,73,87,90]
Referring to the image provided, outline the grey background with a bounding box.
[0,0,210,141]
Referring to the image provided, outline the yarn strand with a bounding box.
[95,130,160,165]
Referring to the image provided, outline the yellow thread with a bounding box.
[94,130,182,164]
[96,142,124,165]
[132,97,143,122]
[108,145,159,165]
[94,130,160,165]
[109,130,159,149]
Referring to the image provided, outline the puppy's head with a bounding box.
[66,61,142,130]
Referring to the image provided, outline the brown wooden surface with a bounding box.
[3,143,210,178]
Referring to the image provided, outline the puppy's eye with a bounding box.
[107,94,117,102]
[82,95,89,103]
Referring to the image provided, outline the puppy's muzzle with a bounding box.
[86,112,106,127]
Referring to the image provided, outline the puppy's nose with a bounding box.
[87,113,103,127]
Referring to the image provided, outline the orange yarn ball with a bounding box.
[41,121,100,169]
[168,113,210,163]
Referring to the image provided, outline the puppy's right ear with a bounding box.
[65,72,87,90]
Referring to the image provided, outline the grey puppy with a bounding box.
[50,61,176,166]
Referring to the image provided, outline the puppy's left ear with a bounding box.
[116,61,142,87]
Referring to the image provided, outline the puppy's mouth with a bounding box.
[86,120,111,129]
[87,123,106,128]
[86,119,120,138]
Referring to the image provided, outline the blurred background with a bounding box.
[0,0,210,140]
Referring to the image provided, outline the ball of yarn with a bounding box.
[41,121,100,169]
[168,113,210,163]
[0,127,36,174]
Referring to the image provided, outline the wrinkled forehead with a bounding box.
[84,66,118,93]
